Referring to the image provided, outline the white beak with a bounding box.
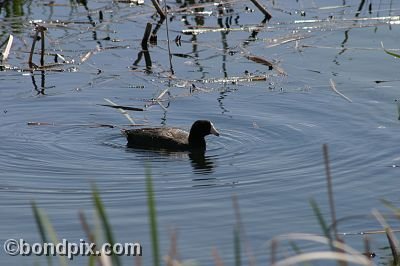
[210,122,220,136]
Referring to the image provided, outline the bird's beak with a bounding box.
[210,122,220,136]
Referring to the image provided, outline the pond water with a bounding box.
[1,0,400,265]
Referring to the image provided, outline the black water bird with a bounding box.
[122,120,219,151]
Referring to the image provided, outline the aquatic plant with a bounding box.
[31,148,400,265]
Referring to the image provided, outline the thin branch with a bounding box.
[40,29,45,66]
[29,30,39,68]
[2,34,13,62]
[249,0,272,19]
[323,144,338,239]
[150,0,166,19]
[104,98,135,125]
[329,79,352,103]
[141,23,152,50]
[163,0,174,75]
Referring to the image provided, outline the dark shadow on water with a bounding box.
[189,152,215,175]
[124,146,216,175]
[31,70,55,96]
[74,0,103,48]
[150,17,165,45]
[333,29,350,65]
[132,49,152,73]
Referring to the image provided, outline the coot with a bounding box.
[122,120,219,151]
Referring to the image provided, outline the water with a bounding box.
[1,0,400,265]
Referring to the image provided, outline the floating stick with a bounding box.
[141,23,152,50]
[99,104,144,111]
[182,25,263,34]
[104,98,135,124]
[245,55,286,76]
[80,51,93,63]
[329,79,352,103]
[150,0,166,19]
[40,27,45,66]
[150,17,165,45]
[28,25,47,68]
[249,0,272,19]
[27,122,146,128]
[155,88,169,100]
[28,30,39,68]
[163,0,174,75]
[2,34,13,62]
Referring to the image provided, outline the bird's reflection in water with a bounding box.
[189,151,215,174]
[190,151,218,187]
[126,148,216,174]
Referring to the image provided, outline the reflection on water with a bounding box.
[0,0,24,33]
[188,151,215,174]
[125,146,216,174]
[0,0,24,17]
[30,70,55,96]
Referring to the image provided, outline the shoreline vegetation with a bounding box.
[31,144,400,266]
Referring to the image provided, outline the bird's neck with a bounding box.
[188,134,206,151]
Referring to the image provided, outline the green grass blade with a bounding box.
[145,167,160,266]
[234,226,241,266]
[31,202,68,266]
[289,241,312,266]
[31,201,48,244]
[381,42,400,59]
[42,218,68,266]
[92,184,121,266]
[384,49,400,59]
[289,241,302,254]
[309,198,332,248]
[79,211,98,265]
[381,199,400,217]
[88,252,96,266]
[31,201,52,266]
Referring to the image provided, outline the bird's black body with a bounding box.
[122,120,219,152]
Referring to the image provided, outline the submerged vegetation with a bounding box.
[1,0,399,94]
[1,0,399,126]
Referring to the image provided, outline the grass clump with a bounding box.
[31,148,400,266]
